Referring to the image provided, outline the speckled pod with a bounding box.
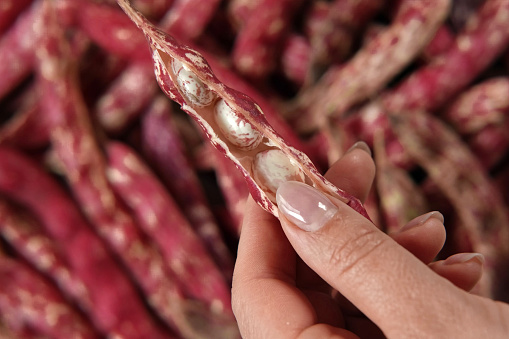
[231,0,304,78]
[161,0,222,40]
[36,3,226,338]
[140,97,234,278]
[0,0,44,100]
[96,58,157,133]
[389,109,509,297]
[0,257,99,339]
[106,141,235,317]
[468,121,509,169]
[0,147,170,339]
[0,199,91,312]
[384,0,509,113]
[294,0,451,132]
[74,0,149,60]
[117,0,370,220]
[443,77,509,135]
[373,134,427,233]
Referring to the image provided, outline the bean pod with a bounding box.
[117,0,370,219]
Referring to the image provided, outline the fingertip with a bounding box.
[390,213,446,263]
[325,144,376,202]
[429,253,484,291]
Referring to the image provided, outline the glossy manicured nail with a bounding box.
[400,211,444,232]
[346,141,372,156]
[444,253,485,265]
[276,181,338,232]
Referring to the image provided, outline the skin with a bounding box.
[232,143,509,338]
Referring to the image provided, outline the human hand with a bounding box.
[232,142,509,338]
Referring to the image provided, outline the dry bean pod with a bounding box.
[117,0,370,220]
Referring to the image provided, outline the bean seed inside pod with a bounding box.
[253,149,305,195]
[214,99,263,150]
[171,59,216,107]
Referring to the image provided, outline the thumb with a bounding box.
[276,181,469,337]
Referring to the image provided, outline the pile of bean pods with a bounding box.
[0,0,509,338]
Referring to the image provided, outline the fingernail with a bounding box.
[276,181,338,232]
[399,211,444,232]
[346,141,372,156]
[444,253,485,266]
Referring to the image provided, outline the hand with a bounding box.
[232,142,509,338]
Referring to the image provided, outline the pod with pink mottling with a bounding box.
[0,258,99,339]
[468,121,509,169]
[373,133,427,233]
[140,97,234,277]
[383,0,509,113]
[0,199,91,313]
[73,0,149,60]
[161,0,222,40]
[36,3,239,338]
[420,25,455,61]
[96,58,157,133]
[117,0,370,220]
[293,0,450,132]
[0,1,44,100]
[442,77,509,135]
[389,109,509,298]
[0,147,172,339]
[304,0,385,68]
[231,0,304,78]
[106,141,233,315]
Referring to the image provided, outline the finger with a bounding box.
[232,197,313,338]
[389,212,446,263]
[276,181,473,338]
[297,142,375,290]
[428,253,484,291]
[324,141,375,202]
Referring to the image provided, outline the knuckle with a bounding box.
[327,227,388,278]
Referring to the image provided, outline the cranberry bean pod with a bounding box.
[231,0,304,78]
[0,147,172,339]
[96,58,157,133]
[161,0,222,41]
[305,0,385,68]
[73,0,149,60]
[0,0,44,100]
[140,97,235,277]
[390,109,509,298]
[107,141,234,314]
[468,121,509,169]
[117,0,370,219]
[36,4,231,338]
[384,0,509,113]
[421,25,455,61]
[373,133,428,233]
[0,258,99,339]
[0,199,91,312]
[442,77,509,135]
[294,0,450,132]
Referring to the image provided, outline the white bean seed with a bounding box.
[172,59,216,106]
[214,99,263,150]
[253,149,305,195]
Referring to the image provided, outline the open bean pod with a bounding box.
[117,0,370,220]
